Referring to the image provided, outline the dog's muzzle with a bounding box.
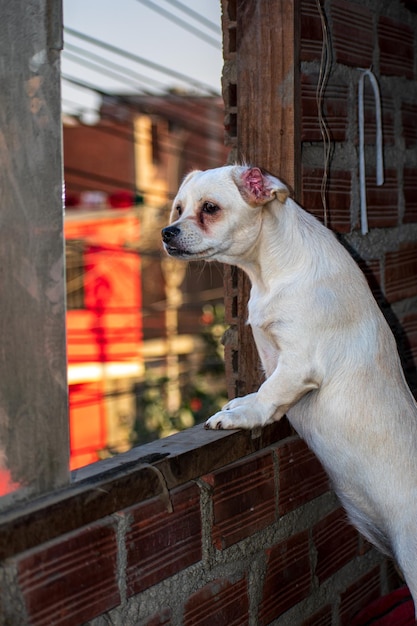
[161,225,180,244]
[162,225,185,256]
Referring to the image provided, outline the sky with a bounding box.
[62,0,223,123]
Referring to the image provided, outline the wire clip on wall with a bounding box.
[358,68,384,235]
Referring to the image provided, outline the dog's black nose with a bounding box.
[162,225,180,243]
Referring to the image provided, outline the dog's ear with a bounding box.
[235,167,289,206]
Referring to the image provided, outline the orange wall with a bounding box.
[65,210,142,468]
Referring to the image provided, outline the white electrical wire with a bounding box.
[315,0,332,228]
[358,68,384,235]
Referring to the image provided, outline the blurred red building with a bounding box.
[63,93,228,469]
[65,203,142,469]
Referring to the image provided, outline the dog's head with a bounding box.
[161,165,289,264]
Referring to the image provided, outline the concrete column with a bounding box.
[0,0,69,505]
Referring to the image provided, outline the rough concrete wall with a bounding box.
[0,0,69,504]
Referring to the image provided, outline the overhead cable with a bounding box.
[64,27,219,95]
[134,0,221,48]
[62,45,223,133]
[64,42,167,91]
[163,0,221,34]
[64,51,150,93]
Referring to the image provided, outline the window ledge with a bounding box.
[0,420,292,560]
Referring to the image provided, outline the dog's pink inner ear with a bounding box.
[241,166,289,206]
[242,167,270,203]
[239,167,289,206]
[243,167,265,199]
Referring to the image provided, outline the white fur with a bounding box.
[162,165,417,614]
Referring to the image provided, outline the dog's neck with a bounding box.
[234,197,322,291]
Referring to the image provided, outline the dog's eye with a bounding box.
[202,201,220,215]
[176,205,183,216]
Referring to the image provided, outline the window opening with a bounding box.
[62,0,229,470]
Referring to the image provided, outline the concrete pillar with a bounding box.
[0,0,69,505]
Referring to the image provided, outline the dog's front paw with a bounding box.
[204,395,267,430]
[204,410,241,430]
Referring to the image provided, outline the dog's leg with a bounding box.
[205,359,319,430]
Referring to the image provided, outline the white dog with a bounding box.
[162,165,417,614]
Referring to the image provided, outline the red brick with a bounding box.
[184,577,249,626]
[258,531,311,624]
[402,102,417,148]
[202,450,276,550]
[379,17,414,78]
[300,0,324,62]
[301,605,333,626]
[125,483,201,596]
[404,168,417,223]
[339,567,381,625]
[385,243,417,302]
[302,167,352,233]
[301,73,349,142]
[364,169,398,229]
[276,437,328,516]
[17,520,119,626]
[331,0,374,67]
[313,508,359,583]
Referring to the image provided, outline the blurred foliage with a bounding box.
[132,303,228,445]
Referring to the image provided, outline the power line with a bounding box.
[62,74,111,98]
[163,0,221,34]
[62,44,224,134]
[65,52,159,94]
[64,27,219,96]
[134,0,221,48]
[64,42,167,92]
[62,48,223,132]
[64,51,149,93]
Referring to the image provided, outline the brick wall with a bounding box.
[0,0,415,624]
[300,0,417,391]
[0,431,397,625]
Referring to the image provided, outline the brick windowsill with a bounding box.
[0,419,292,560]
